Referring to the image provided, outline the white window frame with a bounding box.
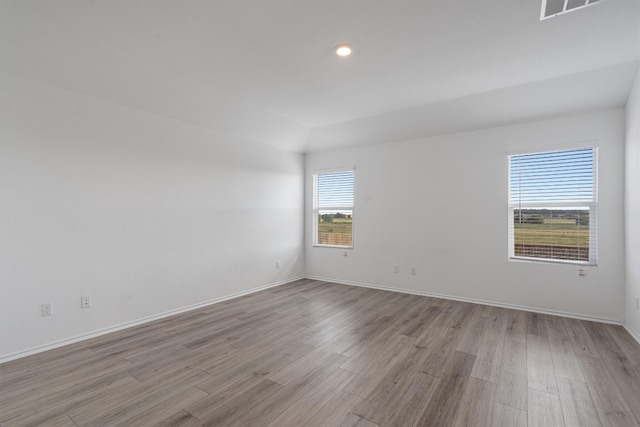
[508,146,598,266]
[312,168,354,249]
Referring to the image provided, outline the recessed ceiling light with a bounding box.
[335,44,352,57]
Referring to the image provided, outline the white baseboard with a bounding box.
[4,275,631,364]
[624,324,640,345]
[0,276,304,364]
[305,275,624,326]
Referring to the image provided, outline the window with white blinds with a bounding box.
[508,147,597,264]
[313,170,354,247]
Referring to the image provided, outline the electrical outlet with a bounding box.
[41,302,53,317]
[393,264,400,273]
[276,261,280,269]
[578,268,586,277]
[411,267,417,275]
[81,295,92,309]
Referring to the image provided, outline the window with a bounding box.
[313,169,354,247]
[508,147,597,264]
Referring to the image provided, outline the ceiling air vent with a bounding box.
[541,0,608,20]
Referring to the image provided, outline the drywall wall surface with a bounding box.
[306,109,625,322]
[0,74,304,359]
[625,67,640,339]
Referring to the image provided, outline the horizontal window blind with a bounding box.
[508,148,597,264]
[314,170,354,248]
[317,171,354,210]
[510,149,594,204]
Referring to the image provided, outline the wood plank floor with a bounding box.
[1,279,639,426]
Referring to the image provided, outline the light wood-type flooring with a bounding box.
[2,279,640,426]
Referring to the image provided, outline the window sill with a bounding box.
[313,244,353,249]
[509,256,597,267]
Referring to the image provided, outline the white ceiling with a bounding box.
[1,0,639,152]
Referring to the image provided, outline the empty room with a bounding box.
[1,0,640,426]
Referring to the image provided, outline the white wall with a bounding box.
[625,68,640,341]
[0,74,304,361]
[1,70,632,362]
[306,110,626,322]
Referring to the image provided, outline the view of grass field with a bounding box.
[514,222,589,246]
[318,217,352,234]
[514,211,589,248]
[317,214,353,246]
[317,211,589,250]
